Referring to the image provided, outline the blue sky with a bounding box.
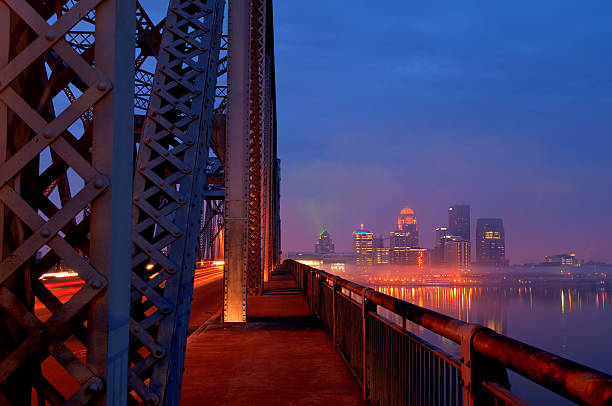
[273,1,612,263]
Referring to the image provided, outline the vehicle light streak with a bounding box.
[35,262,224,310]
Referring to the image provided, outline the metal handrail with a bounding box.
[285,259,612,406]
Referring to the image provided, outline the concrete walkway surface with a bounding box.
[181,266,366,405]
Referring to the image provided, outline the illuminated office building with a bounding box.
[315,230,335,254]
[373,235,389,265]
[443,236,470,269]
[390,206,419,264]
[475,218,507,266]
[448,204,470,243]
[396,206,419,246]
[353,224,374,265]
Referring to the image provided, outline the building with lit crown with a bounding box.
[315,230,335,254]
[396,206,419,246]
[353,224,374,265]
[390,206,420,264]
[475,219,507,266]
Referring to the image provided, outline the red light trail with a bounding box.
[35,261,224,311]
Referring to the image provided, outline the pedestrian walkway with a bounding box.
[181,266,366,405]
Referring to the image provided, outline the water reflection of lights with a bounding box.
[375,283,612,337]
[561,290,565,314]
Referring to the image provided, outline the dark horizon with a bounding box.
[275,1,612,264]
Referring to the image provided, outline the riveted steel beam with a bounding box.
[128,0,225,404]
[0,1,135,405]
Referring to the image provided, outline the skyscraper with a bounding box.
[353,224,374,265]
[373,235,389,264]
[432,226,449,265]
[448,204,470,243]
[475,219,507,266]
[390,207,419,264]
[443,236,471,269]
[435,226,449,246]
[314,230,335,254]
[397,207,419,246]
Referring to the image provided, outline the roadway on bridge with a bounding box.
[181,266,366,405]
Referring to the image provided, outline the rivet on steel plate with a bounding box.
[146,393,159,406]
[97,81,108,91]
[87,379,103,393]
[93,178,105,189]
[45,31,56,41]
[40,227,51,238]
[89,279,103,289]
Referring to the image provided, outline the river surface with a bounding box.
[369,282,612,405]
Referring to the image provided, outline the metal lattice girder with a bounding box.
[246,0,265,296]
[260,0,274,283]
[128,0,224,404]
[0,0,135,404]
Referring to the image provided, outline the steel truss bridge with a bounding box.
[1,1,612,406]
[0,0,277,404]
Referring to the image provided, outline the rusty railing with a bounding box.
[285,259,612,406]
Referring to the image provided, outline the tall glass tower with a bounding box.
[353,224,374,265]
[475,218,507,266]
[448,204,470,243]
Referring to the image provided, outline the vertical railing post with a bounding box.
[332,281,340,346]
[309,269,313,306]
[361,288,376,400]
[461,324,510,405]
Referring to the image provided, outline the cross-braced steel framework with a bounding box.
[0,0,279,404]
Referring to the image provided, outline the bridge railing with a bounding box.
[285,259,612,406]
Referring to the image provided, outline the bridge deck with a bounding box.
[181,266,366,405]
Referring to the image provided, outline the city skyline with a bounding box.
[276,1,612,264]
[297,205,597,265]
